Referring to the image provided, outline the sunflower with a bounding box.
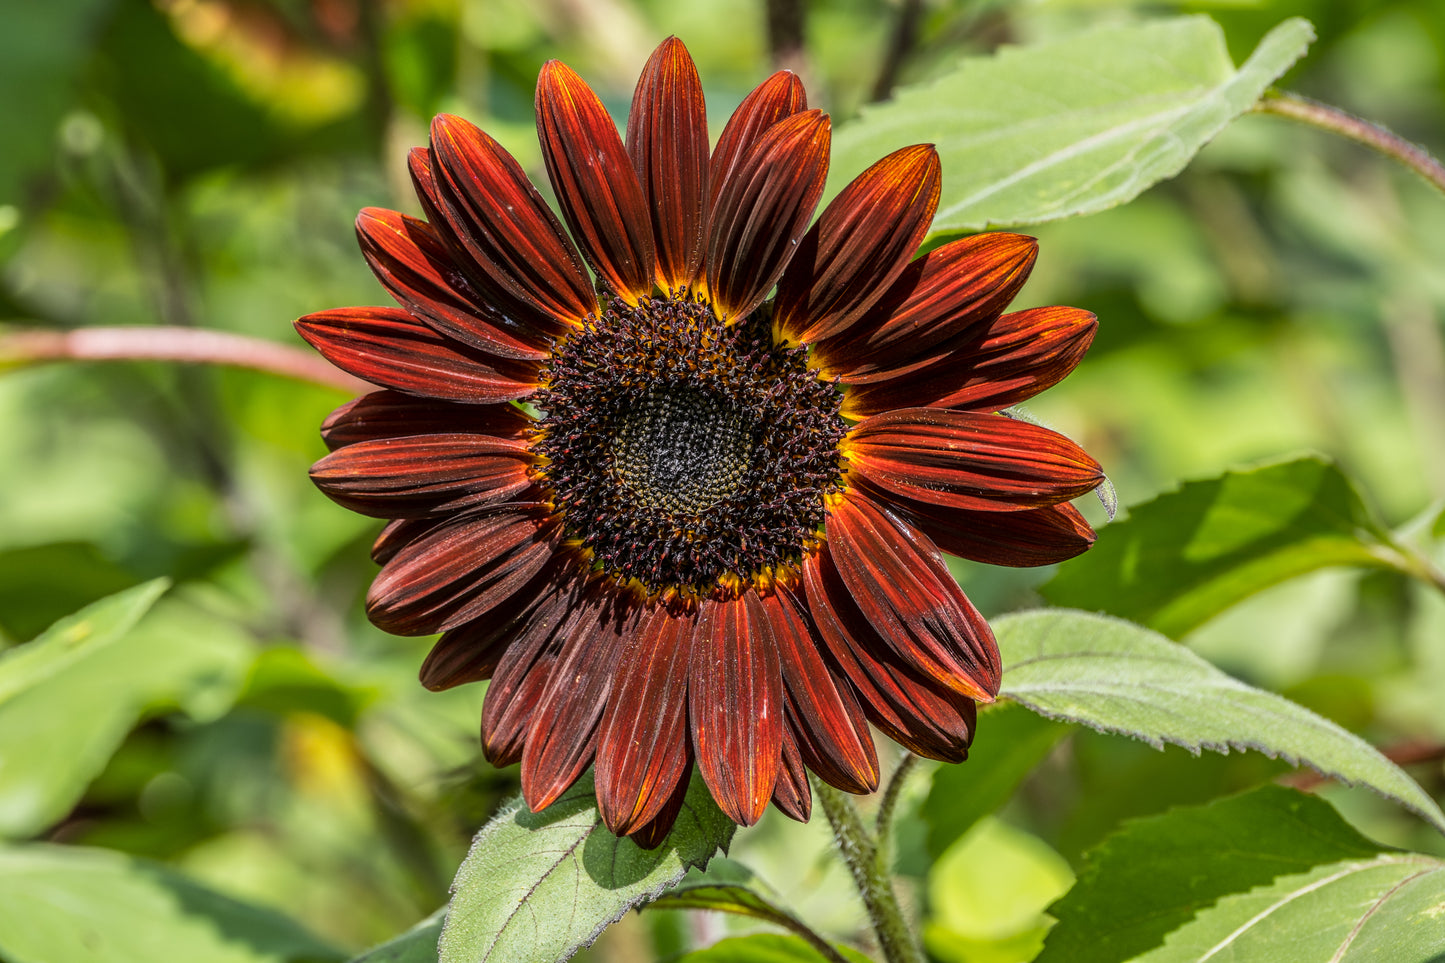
[298,37,1103,847]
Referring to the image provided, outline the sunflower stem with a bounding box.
[0,325,369,394]
[1252,90,1445,197]
[814,778,924,963]
[875,752,920,839]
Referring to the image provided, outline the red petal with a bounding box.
[706,71,807,223]
[536,61,656,303]
[705,110,831,322]
[774,145,940,345]
[428,114,597,328]
[816,233,1037,381]
[595,603,695,835]
[689,591,783,825]
[866,481,1096,567]
[627,764,694,850]
[842,306,1098,417]
[366,504,562,635]
[310,433,535,518]
[295,307,539,403]
[371,517,443,564]
[771,726,811,822]
[418,577,553,690]
[356,208,550,361]
[480,575,595,766]
[761,588,878,794]
[627,37,708,292]
[321,390,532,451]
[847,407,1104,512]
[803,548,978,762]
[824,491,999,701]
[521,596,637,811]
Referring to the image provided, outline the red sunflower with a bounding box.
[298,37,1103,847]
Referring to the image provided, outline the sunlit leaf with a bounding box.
[1043,456,1400,638]
[440,773,734,963]
[0,590,253,838]
[830,16,1314,232]
[1038,786,1385,962]
[994,609,1445,834]
[0,843,343,963]
[923,704,1071,860]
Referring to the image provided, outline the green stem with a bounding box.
[814,778,923,963]
[0,325,368,394]
[1252,90,1445,197]
[875,752,920,839]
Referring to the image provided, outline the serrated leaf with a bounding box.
[439,772,734,963]
[995,609,1445,834]
[0,591,253,838]
[350,910,444,963]
[830,16,1314,232]
[1043,456,1399,638]
[0,577,168,706]
[0,843,343,963]
[1038,786,1385,962]
[923,703,1071,860]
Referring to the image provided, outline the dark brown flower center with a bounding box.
[532,295,847,598]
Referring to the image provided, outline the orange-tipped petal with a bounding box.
[706,70,807,221]
[803,547,979,762]
[536,61,656,303]
[762,588,879,794]
[295,307,540,403]
[310,433,535,518]
[705,110,831,322]
[846,407,1105,512]
[775,145,941,345]
[823,491,1000,701]
[842,306,1098,417]
[689,591,783,825]
[627,37,709,292]
[319,390,532,451]
[771,726,812,822]
[366,504,561,635]
[596,603,696,836]
[355,207,550,360]
[428,114,597,328]
[817,233,1038,381]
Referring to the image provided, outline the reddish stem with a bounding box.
[0,325,369,395]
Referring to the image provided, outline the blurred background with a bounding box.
[1,0,1443,960]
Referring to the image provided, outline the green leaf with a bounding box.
[350,910,444,963]
[0,591,253,838]
[1038,786,1385,962]
[0,843,343,963]
[678,934,872,963]
[0,577,168,706]
[0,542,140,643]
[994,609,1445,834]
[1137,854,1445,961]
[830,16,1314,232]
[922,703,1071,860]
[1043,456,1399,638]
[439,772,734,963]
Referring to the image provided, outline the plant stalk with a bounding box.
[0,325,369,395]
[814,777,923,963]
[1252,90,1445,197]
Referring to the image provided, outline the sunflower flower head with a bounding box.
[298,37,1104,847]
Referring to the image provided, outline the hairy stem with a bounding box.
[1252,90,1445,197]
[0,325,368,394]
[875,752,920,839]
[815,779,923,963]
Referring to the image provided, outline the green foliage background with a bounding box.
[1,0,1444,961]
